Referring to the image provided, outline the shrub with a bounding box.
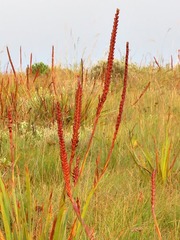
[32,62,49,75]
[90,59,125,81]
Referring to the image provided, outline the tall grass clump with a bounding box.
[129,118,179,183]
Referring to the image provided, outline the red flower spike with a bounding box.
[56,102,72,199]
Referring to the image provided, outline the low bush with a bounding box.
[32,62,49,75]
[90,59,125,81]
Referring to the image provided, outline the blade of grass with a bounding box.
[0,176,12,240]
[25,167,33,235]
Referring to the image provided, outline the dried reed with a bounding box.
[26,65,30,91]
[80,58,84,85]
[29,53,33,74]
[51,46,57,96]
[6,47,17,78]
[6,47,18,118]
[132,81,150,106]
[154,57,161,70]
[20,46,22,71]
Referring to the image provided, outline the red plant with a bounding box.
[80,8,120,176]
[105,42,129,168]
[96,41,129,181]
[72,157,80,186]
[56,102,72,198]
[56,100,95,239]
[55,9,129,240]
[69,80,82,170]
[96,8,120,117]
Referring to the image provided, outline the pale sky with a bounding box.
[0,0,180,70]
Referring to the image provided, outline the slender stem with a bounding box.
[7,108,15,186]
[151,169,162,240]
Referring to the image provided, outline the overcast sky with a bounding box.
[0,0,180,70]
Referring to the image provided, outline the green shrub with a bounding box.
[32,62,49,75]
[90,59,125,81]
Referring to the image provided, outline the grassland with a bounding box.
[0,58,179,239]
[0,9,180,240]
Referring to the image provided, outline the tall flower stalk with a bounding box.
[69,80,83,172]
[92,41,129,186]
[80,8,120,175]
[102,41,129,174]
[96,8,120,116]
[56,102,72,198]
